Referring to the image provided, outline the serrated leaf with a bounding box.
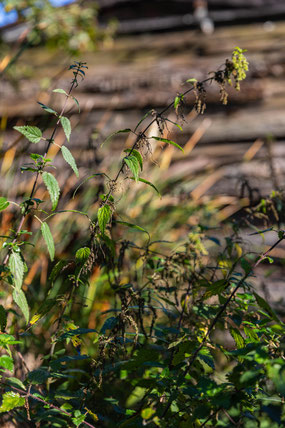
[125,156,140,181]
[41,222,55,261]
[101,128,131,147]
[28,368,50,385]
[0,334,20,346]
[124,149,143,171]
[61,146,79,177]
[42,172,60,211]
[0,305,7,331]
[98,205,111,235]
[60,116,71,141]
[13,126,42,144]
[49,260,66,283]
[129,177,161,196]
[53,88,68,95]
[0,197,9,212]
[37,102,58,115]
[151,137,184,152]
[0,355,14,371]
[0,391,25,413]
[12,289,29,323]
[253,291,280,322]
[75,247,90,264]
[9,252,24,290]
[116,221,149,237]
[6,377,26,391]
[230,328,245,349]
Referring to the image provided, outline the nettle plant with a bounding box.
[0,48,285,427]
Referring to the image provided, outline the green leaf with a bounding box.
[49,260,66,283]
[61,145,79,177]
[75,247,90,264]
[0,391,25,413]
[42,172,60,211]
[116,221,149,237]
[134,110,152,132]
[13,126,42,144]
[186,78,197,84]
[0,197,9,212]
[6,377,26,391]
[230,328,245,349]
[9,252,24,290]
[141,408,155,420]
[0,355,14,372]
[174,95,182,109]
[241,257,252,274]
[253,291,280,322]
[37,102,58,115]
[100,317,118,334]
[72,96,80,112]
[72,410,86,427]
[151,137,184,152]
[102,128,131,147]
[129,177,161,196]
[52,88,68,95]
[0,305,7,331]
[28,368,50,385]
[124,149,143,171]
[0,334,21,346]
[98,205,111,235]
[124,156,140,181]
[41,222,55,261]
[12,289,29,323]
[60,116,71,141]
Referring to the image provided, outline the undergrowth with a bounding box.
[1,48,285,427]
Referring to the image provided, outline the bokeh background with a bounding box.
[1,0,285,322]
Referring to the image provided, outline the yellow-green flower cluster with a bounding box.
[227,47,249,91]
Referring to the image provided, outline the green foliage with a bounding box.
[0,392,25,413]
[98,204,111,234]
[41,222,55,261]
[3,50,285,428]
[124,156,140,181]
[12,289,29,323]
[8,251,24,290]
[60,116,72,142]
[61,145,79,177]
[13,125,42,143]
[0,197,9,211]
[42,172,60,211]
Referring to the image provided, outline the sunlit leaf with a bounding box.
[60,116,71,141]
[61,145,79,177]
[98,205,111,235]
[12,289,29,323]
[0,392,25,413]
[42,172,60,211]
[41,222,55,261]
[13,126,42,144]
[9,252,24,291]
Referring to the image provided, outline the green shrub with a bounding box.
[1,48,285,427]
